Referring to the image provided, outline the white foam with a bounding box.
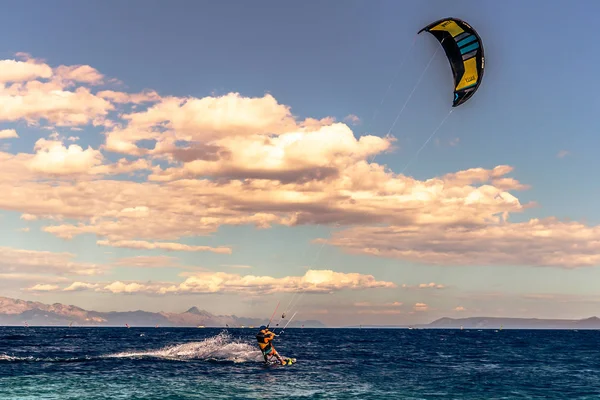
[0,354,22,361]
[106,331,263,363]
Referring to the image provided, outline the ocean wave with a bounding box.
[1,332,263,364]
[105,331,263,363]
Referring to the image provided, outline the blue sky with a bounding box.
[0,0,599,326]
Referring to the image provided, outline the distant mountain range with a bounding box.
[3,296,599,329]
[0,296,325,328]
[350,316,600,330]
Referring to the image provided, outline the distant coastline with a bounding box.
[2,296,599,329]
[347,316,600,330]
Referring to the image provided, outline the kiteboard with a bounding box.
[266,357,296,366]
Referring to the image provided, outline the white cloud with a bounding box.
[63,282,100,292]
[324,218,600,268]
[97,239,232,254]
[111,255,191,269]
[28,138,104,175]
[0,52,598,272]
[402,282,445,290]
[0,246,105,276]
[53,64,104,86]
[24,284,60,292]
[0,58,53,83]
[97,89,161,104]
[42,269,396,295]
[0,129,18,139]
[0,55,113,127]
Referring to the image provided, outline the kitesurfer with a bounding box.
[256,325,285,365]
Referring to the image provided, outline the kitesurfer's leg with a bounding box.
[262,345,274,363]
[272,348,285,365]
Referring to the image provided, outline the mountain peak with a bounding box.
[185,306,212,316]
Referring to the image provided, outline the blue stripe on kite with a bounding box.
[457,35,477,48]
[460,42,480,54]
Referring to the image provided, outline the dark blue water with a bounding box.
[1,327,599,399]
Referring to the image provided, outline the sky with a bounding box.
[0,0,599,326]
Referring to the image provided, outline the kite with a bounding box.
[418,17,485,107]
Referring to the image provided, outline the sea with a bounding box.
[1,327,599,399]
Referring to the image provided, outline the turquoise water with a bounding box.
[1,327,600,399]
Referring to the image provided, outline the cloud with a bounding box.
[418,283,445,289]
[28,138,104,175]
[1,52,600,271]
[2,136,151,179]
[101,90,390,186]
[0,246,105,276]
[343,114,361,125]
[147,123,391,183]
[63,282,99,292]
[53,65,104,86]
[127,92,296,137]
[222,264,253,269]
[90,158,153,176]
[29,163,522,243]
[323,217,600,268]
[402,282,445,290]
[156,269,397,295]
[102,281,151,294]
[354,301,403,307]
[0,54,114,127]
[0,58,53,83]
[0,81,114,127]
[97,240,232,254]
[0,129,18,139]
[103,93,300,156]
[47,269,396,295]
[454,306,466,311]
[111,255,197,269]
[414,302,428,312]
[557,150,570,158]
[24,284,60,292]
[97,90,161,104]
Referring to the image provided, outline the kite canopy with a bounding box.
[418,17,485,107]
